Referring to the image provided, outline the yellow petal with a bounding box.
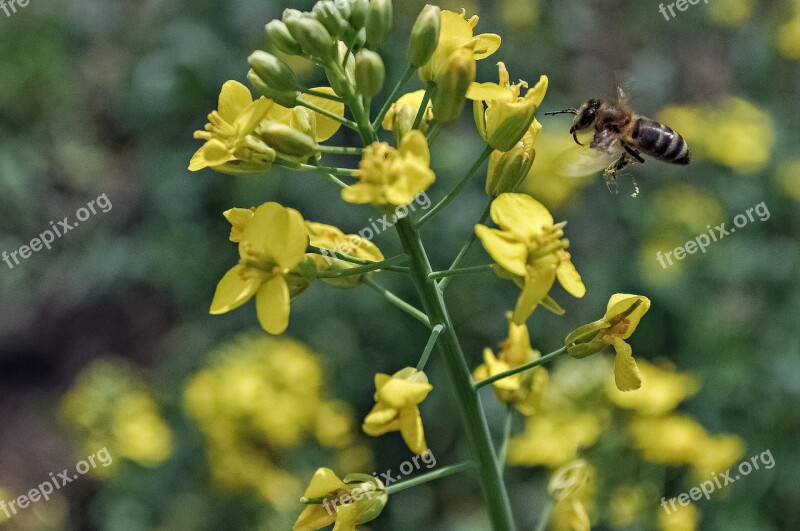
[556,256,586,298]
[304,87,346,141]
[331,503,359,531]
[475,225,528,277]
[235,97,273,137]
[399,406,428,455]
[490,193,555,239]
[241,202,309,270]
[605,294,651,338]
[218,80,253,123]
[209,264,264,314]
[303,468,347,499]
[471,33,502,59]
[376,377,433,408]
[293,505,337,531]
[466,81,512,101]
[512,263,557,324]
[223,208,255,243]
[439,10,475,51]
[363,403,401,436]
[612,337,642,391]
[189,139,235,171]
[255,275,290,334]
[399,130,431,165]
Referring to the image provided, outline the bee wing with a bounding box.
[552,141,622,178]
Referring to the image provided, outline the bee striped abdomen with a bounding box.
[633,118,691,165]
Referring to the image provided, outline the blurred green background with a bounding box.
[1,0,798,529]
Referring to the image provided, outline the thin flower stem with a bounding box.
[303,88,344,103]
[439,201,492,291]
[417,324,445,371]
[428,264,493,281]
[372,65,416,130]
[323,173,349,189]
[412,82,435,130]
[426,121,443,144]
[316,145,365,155]
[307,246,409,272]
[417,145,494,229]
[315,254,410,279]
[385,461,477,495]
[475,347,568,390]
[274,159,356,177]
[498,405,514,475]
[364,277,431,328]
[534,498,555,531]
[296,96,359,130]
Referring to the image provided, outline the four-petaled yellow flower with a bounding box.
[473,319,548,415]
[476,193,586,324]
[294,468,387,531]
[343,130,435,207]
[419,9,501,83]
[306,221,384,288]
[565,294,651,391]
[190,80,274,173]
[362,367,432,455]
[210,202,309,335]
[468,63,548,152]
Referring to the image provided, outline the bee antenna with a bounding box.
[544,108,578,116]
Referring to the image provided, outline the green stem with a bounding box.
[475,347,567,390]
[534,498,555,531]
[322,173,349,189]
[316,145,365,155]
[296,96,359,130]
[498,405,514,475]
[364,277,431,328]
[385,461,477,495]
[372,65,416,130]
[315,254,409,279]
[428,264,493,281]
[439,201,491,291]
[303,88,344,103]
[274,159,355,177]
[417,145,493,229]
[426,121,443,144]
[417,324,445,371]
[308,246,409,272]
[412,82,435,130]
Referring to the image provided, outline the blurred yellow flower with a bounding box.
[606,359,698,416]
[777,159,800,201]
[507,413,601,468]
[548,460,596,531]
[210,202,309,335]
[362,367,433,455]
[418,9,501,83]
[306,221,384,288]
[566,294,651,391]
[608,484,648,528]
[294,469,387,531]
[473,320,548,415]
[468,63,548,152]
[629,415,708,466]
[777,15,800,59]
[708,0,755,27]
[343,130,435,207]
[690,434,745,480]
[112,392,173,466]
[658,502,700,531]
[476,193,585,324]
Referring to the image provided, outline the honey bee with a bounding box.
[546,87,690,192]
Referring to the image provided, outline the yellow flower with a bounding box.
[294,468,387,531]
[507,413,601,468]
[210,202,309,335]
[658,502,700,531]
[629,415,708,466]
[262,86,345,144]
[468,63,548,152]
[419,9,501,83]
[362,367,432,455]
[565,294,651,391]
[473,320,548,415]
[548,460,596,531]
[382,90,434,139]
[306,221,384,288]
[190,80,275,172]
[476,193,585,324]
[606,359,698,416]
[690,434,745,481]
[343,130,435,207]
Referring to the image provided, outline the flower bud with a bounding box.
[486,143,534,197]
[342,473,388,524]
[365,0,392,48]
[313,1,350,40]
[355,50,385,97]
[265,20,302,55]
[247,69,299,108]
[408,4,441,67]
[548,459,592,500]
[259,122,318,158]
[284,11,337,61]
[432,48,475,123]
[349,0,369,29]
[488,75,548,152]
[248,51,301,93]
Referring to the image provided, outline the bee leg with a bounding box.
[623,144,645,163]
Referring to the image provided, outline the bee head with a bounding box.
[570,99,601,134]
